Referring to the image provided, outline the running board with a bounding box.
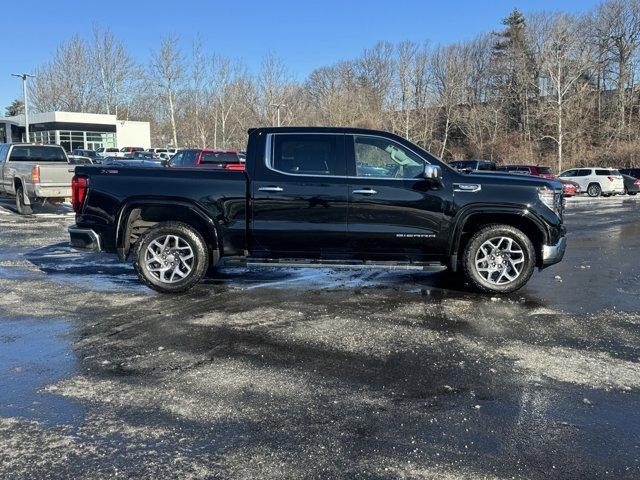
[223,257,446,272]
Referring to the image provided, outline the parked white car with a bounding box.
[96,147,120,157]
[557,167,625,197]
[145,148,169,157]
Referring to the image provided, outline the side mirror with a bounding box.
[161,159,169,167]
[423,164,442,181]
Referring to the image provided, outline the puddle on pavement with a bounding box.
[0,317,85,426]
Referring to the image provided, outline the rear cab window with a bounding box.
[9,146,67,162]
[200,152,239,164]
[270,134,345,176]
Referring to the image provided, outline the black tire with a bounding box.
[587,183,601,197]
[15,186,33,215]
[462,224,536,294]
[133,221,210,293]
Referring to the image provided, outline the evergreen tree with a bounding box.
[491,9,539,139]
[4,99,24,117]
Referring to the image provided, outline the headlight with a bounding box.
[538,186,563,217]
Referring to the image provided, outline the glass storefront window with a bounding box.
[19,129,117,152]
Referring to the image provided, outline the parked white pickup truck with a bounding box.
[0,143,75,214]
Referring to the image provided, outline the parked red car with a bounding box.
[559,179,580,196]
[169,149,245,170]
[497,164,555,179]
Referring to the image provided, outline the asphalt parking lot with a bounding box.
[0,195,639,479]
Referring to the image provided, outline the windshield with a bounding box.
[9,146,67,162]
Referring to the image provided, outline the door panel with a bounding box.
[348,178,445,258]
[251,133,349,258]
[346,134,446,259]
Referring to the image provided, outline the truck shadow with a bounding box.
[24,243,141,291]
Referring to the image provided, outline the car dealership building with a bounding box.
[0,111,151,151]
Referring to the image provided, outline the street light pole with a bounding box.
[270,103,286,127]
[11,73,35,142]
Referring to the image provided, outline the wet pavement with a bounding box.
[0,195,639,479]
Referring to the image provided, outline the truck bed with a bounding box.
[74,165,249,254]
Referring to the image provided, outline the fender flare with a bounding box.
[447,205,550,269]
[115,198,221,261]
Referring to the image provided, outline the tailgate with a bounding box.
[38,163,76,186]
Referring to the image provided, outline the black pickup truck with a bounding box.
[68,127,566,294]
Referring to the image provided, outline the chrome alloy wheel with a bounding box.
[144,235,194,283]
[474,236,525,285]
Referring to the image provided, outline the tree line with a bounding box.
[12,0,640,171]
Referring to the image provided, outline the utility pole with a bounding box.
[271,103,286,127]
[11,73,35,142]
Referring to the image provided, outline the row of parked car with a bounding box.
[0,143,247,215]
[448,160,640,197]
[70,147,247,170]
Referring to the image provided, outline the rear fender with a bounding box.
[116,199,221,261]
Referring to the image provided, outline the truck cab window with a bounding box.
[271,134,342,176]
[170,152,185,166]
[182,151,198,166]
[353,135,425,179]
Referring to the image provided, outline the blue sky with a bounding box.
[1,0,601,112]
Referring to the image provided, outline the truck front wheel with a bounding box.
[133,221,209,293]
[15,186,33,215]
[462,224,536,294]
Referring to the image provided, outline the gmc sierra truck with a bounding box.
[0,143,76,214]
[68,127,566,294]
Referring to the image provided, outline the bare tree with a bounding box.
[92,26,136,116]
[430,44,468,158]
[539,14,595,172]
[592,0,640,138]
[208,54,246,148]
[257,53,293,126]
[150,36,185,147]
[31,35,98,113]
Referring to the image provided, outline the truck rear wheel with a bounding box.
[15,186,33,215]
[462,224,535,294]
[133,221,209,293]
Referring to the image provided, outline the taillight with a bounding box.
[31,166,41,184]
[71,175,88,212]
[225,163,245,171]
[635,179,640,185]
[607,176,616,182]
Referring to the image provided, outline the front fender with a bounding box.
[447,204,551,264]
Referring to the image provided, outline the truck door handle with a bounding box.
[258,186,284,192]
[352,188,378,195]
[453,183,481,193]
